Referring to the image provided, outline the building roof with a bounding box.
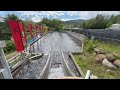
[111,24,120,26]
[109,23,120,30]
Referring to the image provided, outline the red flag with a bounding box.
[8,20,24,52]
[36,25,39,37]
[38,25,40,32]
[34,24,37,31]
[19,22,27,44]
[28,23,33,39]
[34,24,38,37]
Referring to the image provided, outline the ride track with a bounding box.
[13,31,84,79]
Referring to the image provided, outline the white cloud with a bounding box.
[61,18,75,21]
[16,11,120,22]
[32,17,41,22]
[79,11,120,20]
[65,11,81,16]
[17,11,66,22]
[98,11,120,15]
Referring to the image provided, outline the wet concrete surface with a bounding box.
[47,32,65,78]
[47,66,65,79]
[15,32,83,79]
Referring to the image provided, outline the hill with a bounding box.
[63,19,86,24]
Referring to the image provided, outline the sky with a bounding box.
[0,11,119,22]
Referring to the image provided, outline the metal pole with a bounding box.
[37,40,39,52]
[0,41,13,79]
[85,70,90,79]
[20,52,23,61]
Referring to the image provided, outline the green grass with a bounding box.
[73,52,120,79]
[73,39,120,79]
[4,40,16,54]
[94,40,120,55]
[5,51,18,60]
[6,52,27,66]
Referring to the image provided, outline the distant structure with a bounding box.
[109,24,120,30]
[0,17,4,22]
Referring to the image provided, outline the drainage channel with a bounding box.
[38,51,75,79]
[63,52,81,77]
[47,52,65,79]
[14,55,49,79]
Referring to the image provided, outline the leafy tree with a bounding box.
[39,18,63,31]
[1,13,22,40]
[107,21,113,28]
[4,13,21,28]
[78,14,120,29]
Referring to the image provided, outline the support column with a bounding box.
[0,41,13,79]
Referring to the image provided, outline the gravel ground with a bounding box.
[15,55,48,79]
[66,32,83,48]
[60,32,81,52]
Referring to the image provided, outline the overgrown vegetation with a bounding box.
[83,36,94,52]
[3,40,16,54]
[73,36,120,79]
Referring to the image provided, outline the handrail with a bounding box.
[29,33,46,46]
[7,49,29,63]
[7,32,48,72]
[8,34,45,63]
[7,53,21,62]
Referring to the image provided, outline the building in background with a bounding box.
[109,24,120,30]
[0,17,4,22]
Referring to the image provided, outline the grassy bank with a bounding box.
[5,51,18,60]
[73,37,120,79]
[94,40,120,56]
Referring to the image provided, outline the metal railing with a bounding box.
[7,33,48,73]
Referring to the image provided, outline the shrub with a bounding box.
[83,36,94,52]
[83,36,89,46]
[3,40,16,54]
[50,27,55,31]
[85,40,94,52]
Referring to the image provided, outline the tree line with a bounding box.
[37,18,63,31]
[65,14,120,29]
[81,14,120,29]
